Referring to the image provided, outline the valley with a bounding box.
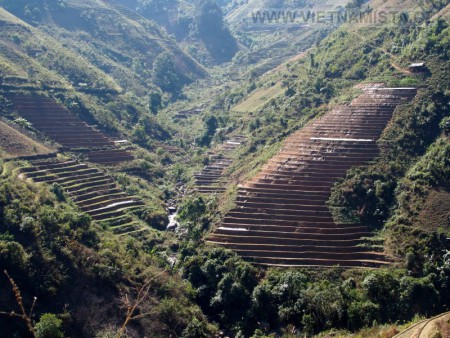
[0,0,449,337]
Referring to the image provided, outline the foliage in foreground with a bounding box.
[179,246,450,337]
[0,169,215,338]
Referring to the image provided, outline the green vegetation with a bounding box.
[153,51,191,96]
[0,0,450,337]
[0,164,215,337]
[35,314,64,338]
[194,0,238,64]
[180,248,450,336]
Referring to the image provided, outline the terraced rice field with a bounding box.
[20,159,148,236]
[8,93,133,164]
[86,149,134,164]
[207,87,417,267]
[173,107,203,120]
[101,0,143,21]
[195,135,246,194]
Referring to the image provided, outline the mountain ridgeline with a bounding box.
[113,0,240,64]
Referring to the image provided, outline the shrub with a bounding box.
[182,317,209,338]
[35,313,64,338]
[347,301,380,329]
[0,240,29,272]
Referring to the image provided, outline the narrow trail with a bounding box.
[393,311,450,338]
[351,30,412,76]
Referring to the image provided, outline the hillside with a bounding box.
[0,0,206,96]
[113,0,241,65]
[0,7,118,92]
[181,0,450,333]
[111,0,349,75]
[207,0,450,253]
[1,0,450,337]
[0,120,55,158]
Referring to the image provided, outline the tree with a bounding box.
[35,313,64,338]
[0,241,29,272]
[149,92,162,114]
[182,317,208,338]
[198,115,218,146]
[153,52,184,95]
[194,0,238,63]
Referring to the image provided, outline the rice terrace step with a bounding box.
[207,86,417,268]
[6,93,134,165]
[20,158,149,236]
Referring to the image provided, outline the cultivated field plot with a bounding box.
[195,135,246,194]
[20,159,148,237]
[0,120,55,158]
[233,83,283,113]
[208,87,417,268]
[8,94,133,164]
[86,149,134,164]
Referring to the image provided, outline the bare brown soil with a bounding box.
[7,93,134,164]
[418,189,450,231]
[0,120,54,158]
[208,87,417,267]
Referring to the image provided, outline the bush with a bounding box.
[347,301,380,329]
[0,240,29,272]
[35,313,64,338]
[178,197,206,222]
[182,317,209,338]
[153,52,188,95]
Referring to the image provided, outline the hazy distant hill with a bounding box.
[0,7,121,92]
[114,0,241,65]
[0,0,206,95]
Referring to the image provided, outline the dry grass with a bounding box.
[0,121,55,158]
[232,82,283,113]
[431,3,450,20]
[418,189,450,233]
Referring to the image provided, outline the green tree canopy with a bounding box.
[194,0,238,63]
[35,313,64,338]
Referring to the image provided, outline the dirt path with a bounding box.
[393,311,450,338]
[351,31,412,76]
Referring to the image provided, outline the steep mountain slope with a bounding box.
[0,0,206,96]
[206,0,450,261]
[0,165,216,337]
[0,2,190,150]
[0,7,119,92]
[113,0,240,65]
[0,0,449,337]
[180,1,449,332]
[225,0,349,75]
[0,120,55,158]
[208,86,417,267]
[112,0,350,73]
